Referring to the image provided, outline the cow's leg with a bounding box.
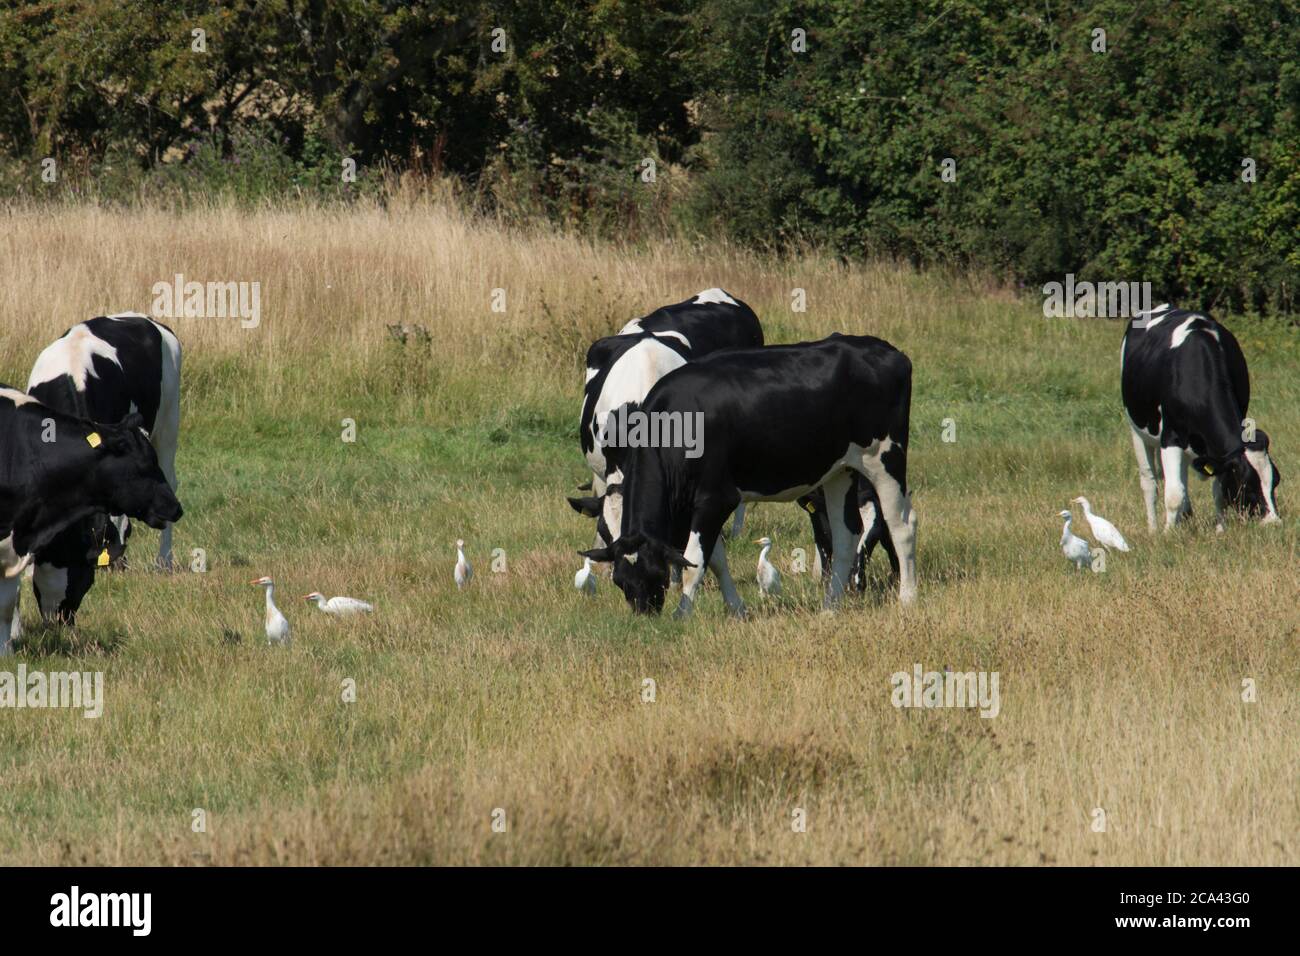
[151,408,181,573]
[707,538,746,618]
[820,470,858,609]
[152,331,183,571]
[0,575,19,655]
[1212,476,1227,533]
[800,495,833,585]
[674,502,734,620]
[859,446,917,605]
[1160,446,1188,531]
[1177,454,1193,520]
[1244,448,1282,524]
[725,502,747,540]
[1131,428,1160,533]
[860,498,899,588]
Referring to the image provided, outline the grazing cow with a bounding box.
[1122,305,1280,531]
[21,314,182,624]
[580,334,917,616]
[571,288,763,539]
[0,388,183,653]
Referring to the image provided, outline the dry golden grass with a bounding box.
[0,196,1296,865]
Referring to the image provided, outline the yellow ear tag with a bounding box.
[1204,464,1215,475]
[804,501,817,514]
[97,548,110,567]
[86,432,102,448]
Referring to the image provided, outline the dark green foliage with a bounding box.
[685,0,1300,312]
[1,0,1297,311]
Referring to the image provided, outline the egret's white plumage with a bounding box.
[1058,511,1091,571]
[454,540,472,590]
[1072,497,1131,552]
[755,537,782,597]
[251,576,290,645]
[304,592,374,616]
[574,556,597,596]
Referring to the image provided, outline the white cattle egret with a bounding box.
[1072,497,1131,552]
[755,537,782,597]
[454,540,472,590]
[304,592,374,616]
[1058,511,1091,571]
[574,557,597,596]
[250,576,290,645]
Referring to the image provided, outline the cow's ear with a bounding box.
[1246,428,1270,451]
[1191,457,1218,477]
[579,547,614,563]
[567,495,602,518]
[617,532,644,553]
[120,412,146,433]
[639,536,695,569]
[660,547,697,570]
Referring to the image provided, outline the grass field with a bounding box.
[0,198,1296,865]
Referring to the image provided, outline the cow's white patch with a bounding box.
[584,367,599,384]
[1170,317,1218,348]
[586,338,687,477]
[602,468,625,541]
[0,387,35,407]
[677,530,708,605]
[1244,447,1280,520]
[737,439,894,503]
[29,324,121,391]
[33,565,68,618]
[651,330,691,348]
[619,319,643,335]
[692,288,738,306]
[1134,303,1172,328]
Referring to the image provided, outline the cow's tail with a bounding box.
[3,552,33,579]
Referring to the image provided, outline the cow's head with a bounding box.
[581,532,694,614]
[1193,430,1281,521]
[91,414,183,531]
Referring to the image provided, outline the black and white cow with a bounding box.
[572,288,762,539]
[20,314,182,624]
[0,387,183,653]
[1122,305,1280,532]
[580,333,917,616]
